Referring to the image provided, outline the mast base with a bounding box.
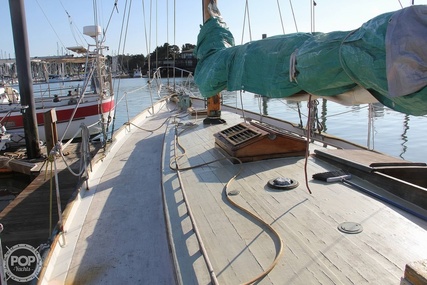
[203,117,226,125]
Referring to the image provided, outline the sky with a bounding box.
[1,0,426,58]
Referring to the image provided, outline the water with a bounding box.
[11,77,427,164]
[219,94,427,164]
[111,77,427,163]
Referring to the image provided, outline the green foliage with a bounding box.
[107,42,196,73]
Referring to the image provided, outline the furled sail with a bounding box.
[194,5,427,116]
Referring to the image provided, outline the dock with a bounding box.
[0,141,103,260]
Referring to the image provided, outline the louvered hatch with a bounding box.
[214,122,307,163]
[218,124,262,146]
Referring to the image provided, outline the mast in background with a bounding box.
[9,0,41,158]
[202,0,225,125]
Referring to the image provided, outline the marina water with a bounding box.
[20,77,427,164]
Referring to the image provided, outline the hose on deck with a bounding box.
[170,122,284,285]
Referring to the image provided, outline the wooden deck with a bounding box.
[41,100,175,284]
[40,99,427,284]
[161,109,427,284]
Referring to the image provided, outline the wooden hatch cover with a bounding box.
[214,122,307,163]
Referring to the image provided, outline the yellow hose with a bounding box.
[224,158,284,284]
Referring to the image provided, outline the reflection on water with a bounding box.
[15,78,424,163]
[219,91,426,163]
[372,103,385,118]
[262,96,268,116]
[320,99,328,132]
[400,114,409,159]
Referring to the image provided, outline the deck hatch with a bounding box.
[218,124,261,146]
[214,122,307,163]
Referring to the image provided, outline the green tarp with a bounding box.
[194,5,427,116]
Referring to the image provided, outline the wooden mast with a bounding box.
[202,0,225,124]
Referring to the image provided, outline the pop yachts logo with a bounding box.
[3,244,42,282]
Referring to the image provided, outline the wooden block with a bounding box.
[404,259,427,285]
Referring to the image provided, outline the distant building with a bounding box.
[146,49,197,77]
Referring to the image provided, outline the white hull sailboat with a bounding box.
[0,86,114,148]
[0,28,114,148]
[133,68,143,78]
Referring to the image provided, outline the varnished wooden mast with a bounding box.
[202,0,225,124]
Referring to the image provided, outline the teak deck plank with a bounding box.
[162,110,427,284]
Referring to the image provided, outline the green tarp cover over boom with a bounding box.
[194,5,427,116]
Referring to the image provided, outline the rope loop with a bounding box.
[289,49,298,82]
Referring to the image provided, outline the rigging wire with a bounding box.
[142,0,151,75]
[100,0,120,44]
[111,0,132,138]
[240,4,247,45]
[241,0,253,44]
[92,1,118,144]
[166,0,170,85]
[276,0,286,34]
[142,0,156,114]
[288,0,299,32]
[60,63,96,142]
[173,0,177,84]
[35,0,68,54]
[149,0,153,72]
[58,0,88,47]
[156,0,158,70]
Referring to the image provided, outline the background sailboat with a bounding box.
[0,25,114,149]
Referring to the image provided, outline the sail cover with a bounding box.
[194,5,427,116]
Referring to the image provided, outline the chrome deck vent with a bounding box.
[337,222,363,234]
[267,177,299,190]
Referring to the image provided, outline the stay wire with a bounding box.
[142,0,156,114]
[35,0,67,52]
[276,0,285,34]
[288,0,299,32]
[111,0,132,138]
[59,0,88,47]
[241,0,253,44]
[99,0,119,44]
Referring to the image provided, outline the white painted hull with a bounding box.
[1,94,114,146]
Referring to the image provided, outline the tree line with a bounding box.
[108,43,196,73]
